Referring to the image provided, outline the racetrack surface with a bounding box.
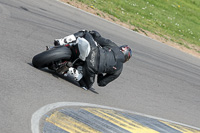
[0,0,200,132]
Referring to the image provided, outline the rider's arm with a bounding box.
[97,66,122,87]
[74,30,87,38]
[95,37,118,48]
[90,30,118,48]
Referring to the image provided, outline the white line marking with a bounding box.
[31,102,200,133]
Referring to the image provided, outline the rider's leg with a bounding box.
[79,78,88,90]
[79,64,95,89]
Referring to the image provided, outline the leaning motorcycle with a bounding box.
[32,37,91,86]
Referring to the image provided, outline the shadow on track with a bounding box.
[28,63,99,94]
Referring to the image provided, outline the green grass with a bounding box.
[77,0,200,48]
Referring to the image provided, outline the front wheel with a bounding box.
[32,46,72,68]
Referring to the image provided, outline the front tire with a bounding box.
[32,46,71,68]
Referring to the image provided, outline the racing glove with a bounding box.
[89,30,101,38]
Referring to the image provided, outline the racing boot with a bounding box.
[79,78,88,90]
[66,66,83,81]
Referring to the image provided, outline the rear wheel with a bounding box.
[32,47,72,68]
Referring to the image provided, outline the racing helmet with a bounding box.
[120,45,132,62]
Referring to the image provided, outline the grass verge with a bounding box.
[61,0,200,58]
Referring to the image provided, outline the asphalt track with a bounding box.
[0,0,200,132]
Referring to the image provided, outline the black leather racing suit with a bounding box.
[74,31,125,89]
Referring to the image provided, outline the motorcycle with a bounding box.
[32,37,92,90]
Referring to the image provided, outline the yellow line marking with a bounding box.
[46,111,101,133]
[84,108,159,133]
[160,120,200,133]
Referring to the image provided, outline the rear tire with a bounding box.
[32,47,71,68]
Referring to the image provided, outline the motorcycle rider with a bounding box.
[53,30,132,90]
